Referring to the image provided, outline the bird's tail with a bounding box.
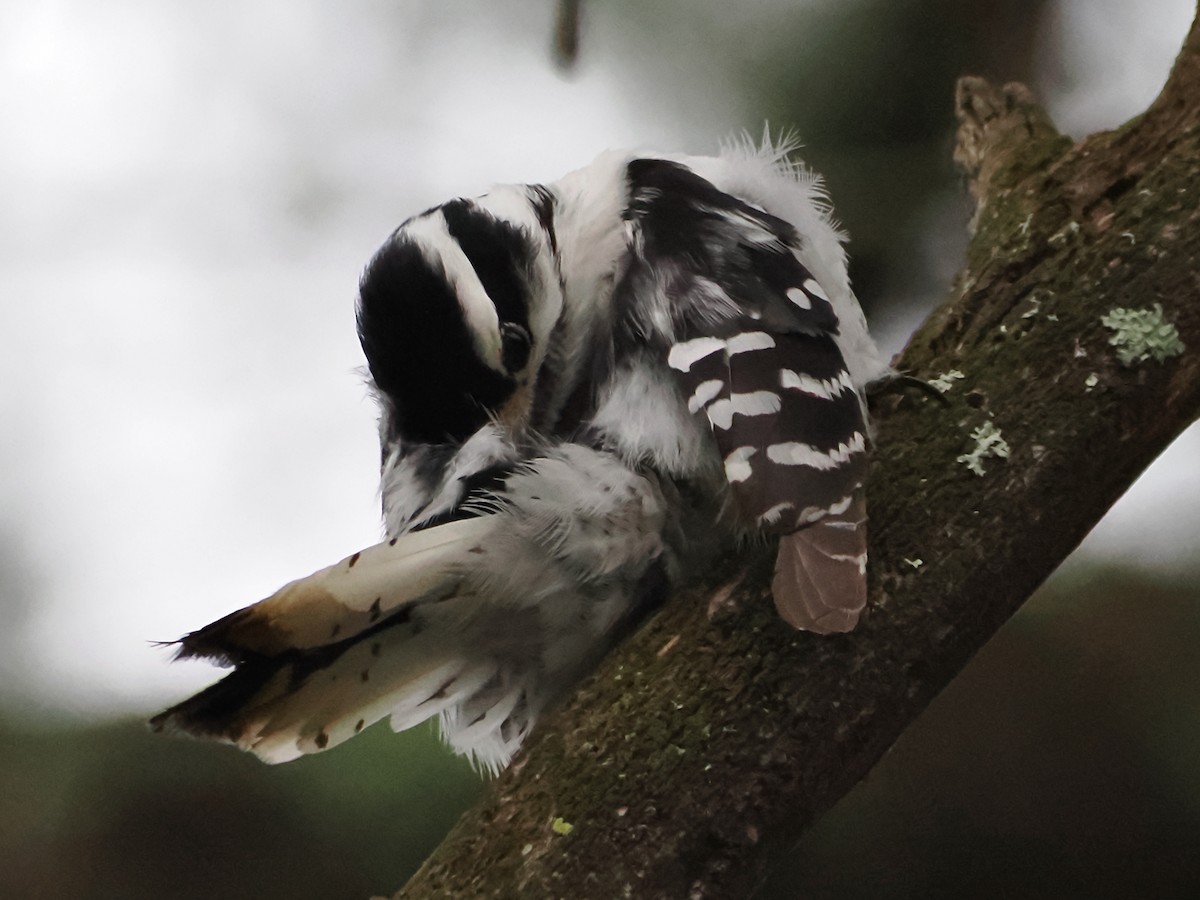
[771,490,868,634]
[150,516,527,769]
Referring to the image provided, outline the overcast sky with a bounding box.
[1,0,1195,718]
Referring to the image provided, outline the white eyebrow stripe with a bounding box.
[403,214,502,370]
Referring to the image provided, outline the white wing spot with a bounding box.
[794,494,855,524]
[802,277,829,302]
[725,332,775,355]
[707,391,781,430]
[687,379,724,414]
[825,551,869,574]
[668,337,725,372]
[785,287,812,310]
[706,400,733,429]
[823,518,864,530]
[757,502,795,526]
[724,446,757,483]
[766,433,865,469]
[780,368,854,400]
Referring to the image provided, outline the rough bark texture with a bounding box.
[396,13,1200,899]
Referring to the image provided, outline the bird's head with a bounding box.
[357,186,563,449]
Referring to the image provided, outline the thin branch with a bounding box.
[552,0,583,71]
[397,11,1200,897]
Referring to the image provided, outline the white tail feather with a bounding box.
[235,517,499,653]
[153,516,528,770]
[238,641,479,764]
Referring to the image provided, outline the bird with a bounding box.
[150,135,890,774]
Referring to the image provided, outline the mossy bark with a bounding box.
[396,12,1200,899]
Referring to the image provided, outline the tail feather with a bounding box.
[151,516,509,765]
[173,517,498,663]
[152,619,488,764]
[237,637,466,763]
[438,673,534,774]
[386,660,495,732]
[771,490,867,634]
[442,682,522,746]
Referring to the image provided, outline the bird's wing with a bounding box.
[618,157,869,633]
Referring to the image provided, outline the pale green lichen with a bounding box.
[1100,303,1185,366]
[903,558,924,569]
[1084,373,1100,391]
[929,370,966,393]
[957,420,1010,476]
[551,817,574,836]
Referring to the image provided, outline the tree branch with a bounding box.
[397,12,1200,897]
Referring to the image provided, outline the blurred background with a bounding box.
[1,1,1197,897]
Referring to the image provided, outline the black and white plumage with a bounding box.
[151,138,890,773]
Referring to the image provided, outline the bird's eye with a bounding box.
[500,322,531,373]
